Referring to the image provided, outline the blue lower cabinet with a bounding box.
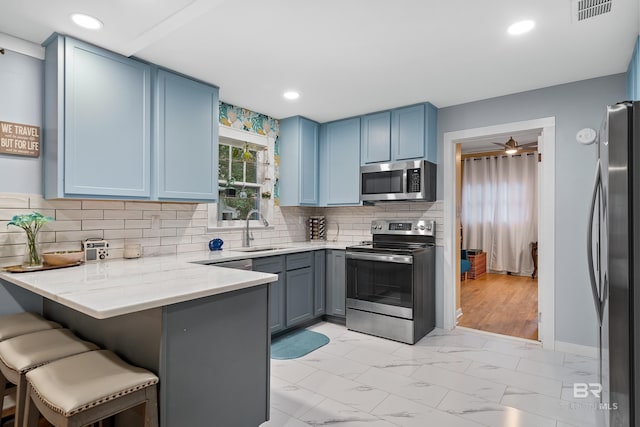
[285,267,314,327]
[155,70,219,201]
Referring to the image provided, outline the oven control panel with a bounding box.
[370,220,435,236]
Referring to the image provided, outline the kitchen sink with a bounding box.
[233,246,287,253]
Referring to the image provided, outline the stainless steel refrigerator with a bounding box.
[589,101,640,427]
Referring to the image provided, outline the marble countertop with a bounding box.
[0,241,349,319]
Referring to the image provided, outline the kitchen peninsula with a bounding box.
[0,255,278,426]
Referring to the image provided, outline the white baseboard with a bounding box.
[555,340,598,358]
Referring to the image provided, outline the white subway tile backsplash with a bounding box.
[162,203,198,211]
[103,229,144,239]
[161,219,192,228]
[183,227,206,236]
[125,219,151,229]
[143,210,176,220]
[55,230,103,243]
[104,210,143,220]
[125,202,161,211]
[161,236,192,246]
[30,198,82,210]
[82,201,125,210]
[56,210,103,220]
[0,195,29,209]
[82,220,125,230]
[143,228,177,238]
[45,220,82,232]
[0,193,442,267]
[0,209,55,220]
[177,210,207,220]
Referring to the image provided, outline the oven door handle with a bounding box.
[345,251,413,264]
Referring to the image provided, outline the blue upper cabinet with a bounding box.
[361,111,391,164]
[44,35,152,199]
[319,118,361,206]
[628,36,640,101]
[155,70,219,201]
[424,102,438,164]
[361,103,437,165]
[393,104,425,160]
[279,116,319,206]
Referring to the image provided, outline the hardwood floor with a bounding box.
[457,273,538,341]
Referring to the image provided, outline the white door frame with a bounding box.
[443,117,556,349]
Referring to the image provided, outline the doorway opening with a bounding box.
[456,132,540,340]
[443,117,556,349]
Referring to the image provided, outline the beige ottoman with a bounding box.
[0,329,98,427]
[0,313,60,342]
[24,350,159,427]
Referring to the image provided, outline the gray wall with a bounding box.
[0,50,43,194]
[437,74,626,347]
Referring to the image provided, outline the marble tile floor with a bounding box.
[261,322,602,427]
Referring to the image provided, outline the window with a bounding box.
[218,141,261,221]
[208,127,273,229]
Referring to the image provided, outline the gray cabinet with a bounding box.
[253,256,285,334]
[314,250,326,316]
[326,250,346,317]
[285,252,314,327]
[285,267,313,326]
[254,251,325,334]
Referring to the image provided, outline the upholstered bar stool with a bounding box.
[0,312,60,423]
[0,329,98,427]
[24,350,159,427]
[0,313,60,342]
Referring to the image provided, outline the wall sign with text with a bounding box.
[0,120,41,157]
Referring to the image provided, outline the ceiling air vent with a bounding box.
[572,0,612,22]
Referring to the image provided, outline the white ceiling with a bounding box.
[0,0,638,122]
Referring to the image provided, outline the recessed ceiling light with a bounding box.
[507,20,535,35]
[70,13,103,30]
[283,91,300,100]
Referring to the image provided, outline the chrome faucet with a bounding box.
[244,209,269,247]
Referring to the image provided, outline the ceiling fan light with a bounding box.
[504,136,518,154]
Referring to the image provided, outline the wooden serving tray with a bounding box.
[1,262,83,273]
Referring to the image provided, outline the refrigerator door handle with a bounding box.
[587,159,603,325]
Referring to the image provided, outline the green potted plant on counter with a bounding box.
[8,212,54,270]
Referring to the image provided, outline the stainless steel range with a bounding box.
[345,219,436,344]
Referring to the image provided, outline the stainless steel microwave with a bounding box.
[360,160,436,202]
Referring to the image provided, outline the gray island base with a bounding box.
[0,279,270,427]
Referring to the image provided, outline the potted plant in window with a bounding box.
[219,170,236,197]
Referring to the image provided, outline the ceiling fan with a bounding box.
[493,136,538,155]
